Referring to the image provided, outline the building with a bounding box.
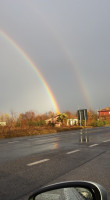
[0,122,6,126]
[45,115,58,124]
[98,107,110,118]
[45,114,78,127]
[45,115,61,127]
[67,118,78,126]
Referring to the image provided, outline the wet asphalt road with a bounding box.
[0,127,110,200]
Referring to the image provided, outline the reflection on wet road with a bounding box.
[0,126,110,200]
[0,127,110,162]
[79,129,89,143]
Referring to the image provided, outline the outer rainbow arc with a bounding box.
[0,30,60,114]
[64,48,91,109]
[29,4,91,109]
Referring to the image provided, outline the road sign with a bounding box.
[77,109,88,126]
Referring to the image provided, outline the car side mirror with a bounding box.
[28,181,108,200]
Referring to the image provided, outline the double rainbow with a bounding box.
[29,4,92,109]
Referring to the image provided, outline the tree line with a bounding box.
[0,110,110,129]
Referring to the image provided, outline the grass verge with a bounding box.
[0,126,82,139]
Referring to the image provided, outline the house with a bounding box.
[0,122,6,126]
[98,107,110,118]
[45,114,78,127]
[67,118,78,126]
[45,115,61,127]
[45,115,58,124]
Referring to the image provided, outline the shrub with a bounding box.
[91,120,104,127]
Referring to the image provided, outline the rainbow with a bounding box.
[0,30,60,113]
[62,48,92,109]
[30,4,92,109]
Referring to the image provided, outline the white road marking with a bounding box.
[66,149,80,155]
[89,144,99,148]
[27,159,50,166]
[103,139,110,143]
[8,141,19,144]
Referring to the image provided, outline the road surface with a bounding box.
[0,127,110,200]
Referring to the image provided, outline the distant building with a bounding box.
[0,122,6,126]
[45,115,61,127]
[45,115,58,124]
[98,107,110,118]
[45,115,78,127]
[67,118,78,126]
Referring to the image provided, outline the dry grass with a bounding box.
[0,126,82,139]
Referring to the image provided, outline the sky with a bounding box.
[0,0,110,114]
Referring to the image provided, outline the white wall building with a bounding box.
[0,122,6,126]
[67,118,78,126]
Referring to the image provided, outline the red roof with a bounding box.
[98,107,110,112]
